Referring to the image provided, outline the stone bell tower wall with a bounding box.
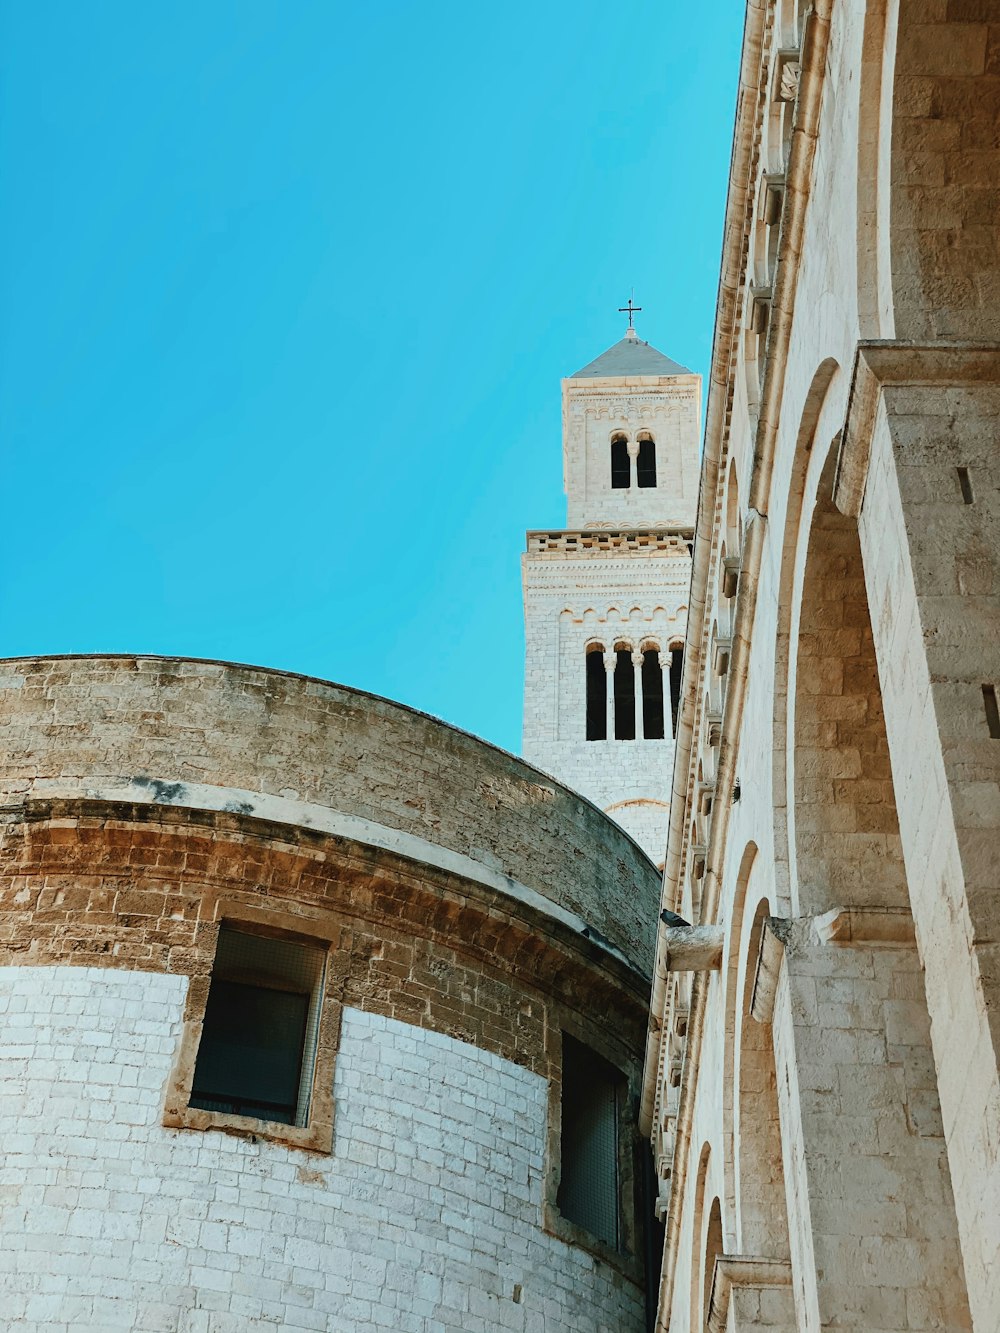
[563,372,701,530]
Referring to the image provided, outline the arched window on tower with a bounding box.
[610,434,630,489]
[585,645,607,741]
[669,645,684,736]
[613,647,635,740]
[641,648,665,739]
[636,433,656,488]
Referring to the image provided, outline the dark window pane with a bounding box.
[669,648,684,736]
[613,649,635,740]
[586,651,607,741]
[611,436,630,489]
[642,650,665,739]
[636,437,656,487]
[190,979,309,1125]
[558,1034,621,1248]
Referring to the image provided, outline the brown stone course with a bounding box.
[0,802,647,1082]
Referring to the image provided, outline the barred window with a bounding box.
[558,1034,623,1249]
[189,926,326,1128]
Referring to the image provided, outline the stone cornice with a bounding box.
[836,339,1000,516]
[707,1256,793,1333]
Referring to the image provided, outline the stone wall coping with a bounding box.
[0,654,659,974]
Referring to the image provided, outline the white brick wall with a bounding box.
[0,966,642,1332]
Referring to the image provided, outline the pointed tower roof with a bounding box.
[570,329,690,379]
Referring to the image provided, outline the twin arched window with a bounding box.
[586,642,683,741]
[610,433,657,490]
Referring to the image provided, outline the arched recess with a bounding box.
[794,448,908,914]
[889,7,1000,339]
[783,436,973,1329]
[721,844,791,1264]
[701,1198,723,1331]
[687,1143,714,1333]
[771,358,840,914]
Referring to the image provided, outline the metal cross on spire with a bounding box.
[618,294,642,329]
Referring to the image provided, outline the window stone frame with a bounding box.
[162,899,344,1154]
[543,1022,642,1283]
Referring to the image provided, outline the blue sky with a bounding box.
[0,1,744,755]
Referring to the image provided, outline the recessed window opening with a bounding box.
[610,434,630,489]
[983,684,1000,739]
[558,1034,623,1249]
[190,926,326,1127]
[586,646,607,741]
[642,649,665,739]
[669,647,684,736]
[614,648,636,739]
[958,467,974,504]
[636,434,656,488]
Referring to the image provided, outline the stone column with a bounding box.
[762,914,972,1332]
[632,652,645,740]
[659,651,672,737]
[626,437,640,489]
[603,651,616,740]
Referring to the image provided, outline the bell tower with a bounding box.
[521,323,700,862]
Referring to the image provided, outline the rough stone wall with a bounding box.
[859,385,1000,1319]
[890,12,1000,341]
[0,656,658,977]
[0,810,646,1078]
[0,967,643,1333]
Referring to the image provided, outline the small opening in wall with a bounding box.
[983,684,1000,738]
[958,467,974,504]
[669,648,684,736]
[611,434,630,489]
[189,926,326,1127]
[642,649,665,739]
[585,647,607,741]
[614,649,636,740]
[558,1034,623,1249]
[636,434,656,488]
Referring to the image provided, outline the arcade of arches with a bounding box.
[641,3,1000,1331]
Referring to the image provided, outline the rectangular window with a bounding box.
[190,926,326,1128]
[558,1033,622,1249]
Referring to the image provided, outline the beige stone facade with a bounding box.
[643,2,1000,1330]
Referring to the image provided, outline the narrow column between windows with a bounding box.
[632,652,645,740]
[603,651,616,741]
[626,438,640,491]
[659,652,672,736]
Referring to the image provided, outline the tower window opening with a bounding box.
[669,647,684,737]
[610,434,630,489]
[190,926,326,1127]
[636,435,657,488]
[613,649,636,740]
[586,647,607,741]
[557,1033,623,1249]
[642,650,665,739]
[983,684,1000,739]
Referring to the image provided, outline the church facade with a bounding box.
[642,2,1000,1330]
